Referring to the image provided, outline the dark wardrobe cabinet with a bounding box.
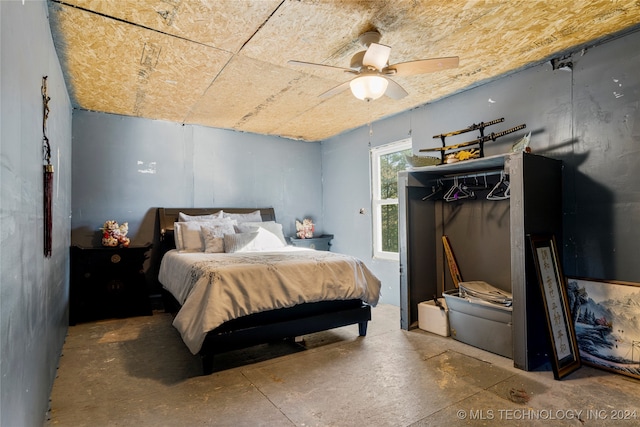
[398,152,562,371]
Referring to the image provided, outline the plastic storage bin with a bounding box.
[418,298,450,336]
[443,289,513,358]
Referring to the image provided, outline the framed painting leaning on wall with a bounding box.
[566,277,640,380]
[529,234,581,380]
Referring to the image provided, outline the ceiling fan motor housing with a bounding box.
[359,31,382,48]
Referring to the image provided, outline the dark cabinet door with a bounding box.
[70,245,152,324]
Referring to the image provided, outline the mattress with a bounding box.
[159,248,381,353]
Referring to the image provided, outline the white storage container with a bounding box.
[418,299,450,336]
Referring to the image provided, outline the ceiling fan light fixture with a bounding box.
[350,75,388,101]
[289,30,458,101]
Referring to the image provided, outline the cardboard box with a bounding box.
[418,299,450,336]
[443,289,513,358]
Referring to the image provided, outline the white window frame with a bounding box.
[371,138,412,260]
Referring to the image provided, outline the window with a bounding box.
[371,139,412,260]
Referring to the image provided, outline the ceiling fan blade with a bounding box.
[319,80,352,99]
[362,43,391,71]
[386,56,459,76]
[384,77,408,100]
[288,60,355,73]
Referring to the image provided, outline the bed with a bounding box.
[156,207,381,374]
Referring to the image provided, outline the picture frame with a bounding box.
[565,276,640,380]
[528,234,581,379]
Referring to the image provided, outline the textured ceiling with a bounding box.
[48,0,640,142]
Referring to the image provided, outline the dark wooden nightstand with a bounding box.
[70,245,152,324]
[288,234,334,251]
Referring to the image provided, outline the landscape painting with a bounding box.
[566,277,640,379]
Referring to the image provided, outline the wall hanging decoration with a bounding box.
[566,277,640,380]
[529,234,581,380]
[42,76,53,258]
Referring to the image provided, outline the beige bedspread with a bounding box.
[158,248,381,354]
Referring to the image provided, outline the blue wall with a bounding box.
[71,111,324,266]
[569,31,640,281]
[0,2,73,426]
[321,122,410,306]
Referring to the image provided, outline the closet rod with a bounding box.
[421,169,505,201]
[439,168,504,181]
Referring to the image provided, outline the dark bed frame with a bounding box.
[157,207,372,375]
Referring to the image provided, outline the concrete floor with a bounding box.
[47,304,640,426]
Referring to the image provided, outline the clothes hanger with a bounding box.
[443,177,458,201]
[444,176,475,202]
[456,180,475,200]
[422,181,444,201]
[487,171,510,200]
[463,174,490,192]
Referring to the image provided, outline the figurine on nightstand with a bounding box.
[100,220,130,247]
[295,218,315,239]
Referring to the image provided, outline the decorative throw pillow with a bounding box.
[236,221,287,247]
[221,210,262,223]
[224,232,260,253]
[174,219,235,252]
[178,211,223,222]
[224,227,285,252]
[200,223,236,253]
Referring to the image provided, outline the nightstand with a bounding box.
[70,245,152,324]
[288,234,334,251]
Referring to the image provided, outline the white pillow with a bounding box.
[200,223,236,253]
[236,221,287,246]
[178,211,223,222]
[224,228,285,252]
[223,232,260,253]
[222,210,262,223]
[174,219,235,252]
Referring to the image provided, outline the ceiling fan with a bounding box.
[288,31,459,101]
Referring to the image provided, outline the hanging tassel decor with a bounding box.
[42,76,53,257]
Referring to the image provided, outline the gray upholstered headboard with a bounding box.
[157,207,276,242]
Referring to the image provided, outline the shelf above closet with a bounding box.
[407,153,508,175]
